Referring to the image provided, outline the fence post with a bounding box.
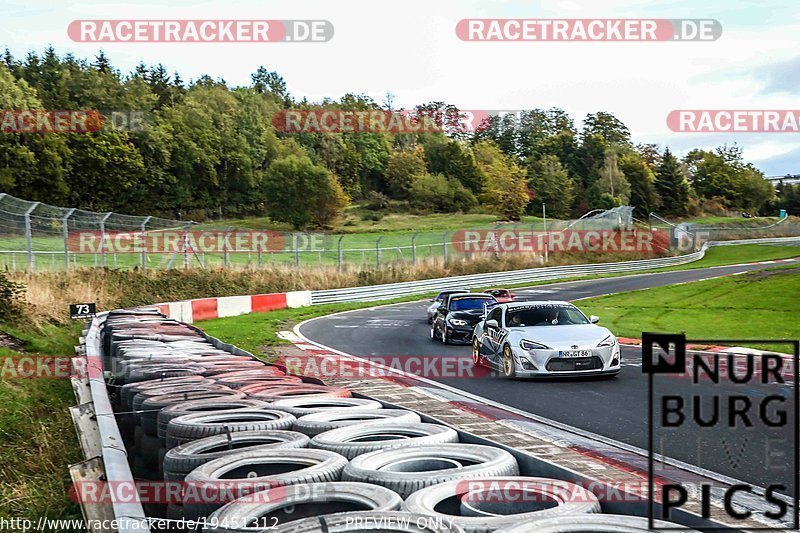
[62,208,75,271]
[293,234,300,267]
[376,237,383,268]
[24,202,40,272]
[99,212,112,267]
[411,232,418,265]
[442,232,448,262]
[183,231,190,269]
[257,244,262,267]
[337,235,344,271]
[223,230,230,267]
[140,216,151,271]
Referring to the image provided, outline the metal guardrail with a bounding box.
[308,236,800,304]
[708,235,800,246]
[310,247,708,304]
[74,312,151,533]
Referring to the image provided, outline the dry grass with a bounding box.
[9,250,667,325]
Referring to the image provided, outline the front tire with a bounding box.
[441,326,450,345]
[502,345,516,379]
[472,338,481,366]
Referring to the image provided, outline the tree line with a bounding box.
[0,47,795,228]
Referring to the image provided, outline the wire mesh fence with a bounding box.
[0,193,749,272]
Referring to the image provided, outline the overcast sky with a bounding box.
[3,0,799,175]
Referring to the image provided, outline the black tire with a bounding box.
[163,430,310,482]
[472,337,482,366]
[497,514,700,532]
[165,410,296,449]
[124,364,206,385]
[140,431,163,470]
[430,325,436,341]
[502,345,516,379]
[245,385,351,402]
[133,424,144,455]
[182,448,347,523]
[293,409,422,437]
[204,482,403,533]
[211,368,286,383]
[441,325,450,345]
[121,376,211,411]
[269,397,382,418]
[132,384,231,424]
[403,477,601,533]
[310,423,459,460]
[200,364,269,377]
[215,375,303,390]
[271,511,465,532]
[141,390,245,436]
[342,443,519,498]
[157,398,269,439]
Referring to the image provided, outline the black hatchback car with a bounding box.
[430,293,498,344]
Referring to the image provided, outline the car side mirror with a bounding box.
[486,319,499,328]
[429,298,435,302]
[589,315,600,324]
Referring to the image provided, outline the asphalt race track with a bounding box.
[299,260,799,494]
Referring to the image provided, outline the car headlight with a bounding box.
[520,339,550,350]
[597,335,616,348]
[449,318,469,327]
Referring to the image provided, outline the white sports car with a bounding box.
[472,301,621,378]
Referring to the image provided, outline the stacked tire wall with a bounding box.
[84,308,724,532]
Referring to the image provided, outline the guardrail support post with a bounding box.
[24,202,40,272]
[411,232,418,265]
[376,237,383,268]
[99,212,112,267]
[62,208,75,271]
[337,235,344,271]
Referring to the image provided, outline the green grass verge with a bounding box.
[578,266,800,350]
[197,297,426,355]
[0,322,84,522]
[678,244,799,269]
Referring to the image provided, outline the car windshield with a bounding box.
[450,297,494,311]
[437,291,466,301]
[506,305,589,327]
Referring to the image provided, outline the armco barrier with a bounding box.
[152,236,800,321]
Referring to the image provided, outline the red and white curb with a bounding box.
[154,290,312,323]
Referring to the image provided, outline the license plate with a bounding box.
[559,350,590,358]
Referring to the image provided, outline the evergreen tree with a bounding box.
[655,148,691,215]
